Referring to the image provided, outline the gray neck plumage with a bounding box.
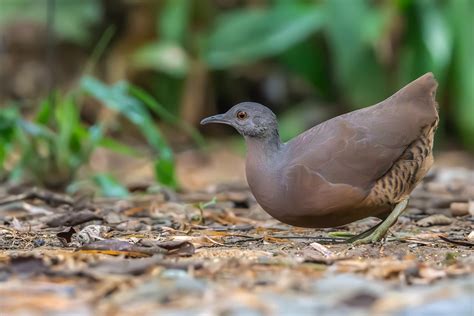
[245,129,283,164]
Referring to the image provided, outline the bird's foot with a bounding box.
[348,198,409,245]
[350,229,387,245]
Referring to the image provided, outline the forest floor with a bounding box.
[0,149,473,316]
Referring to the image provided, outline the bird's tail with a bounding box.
[398,72,439,114]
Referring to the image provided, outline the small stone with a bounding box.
[425,182,449,194]
[467,231,474,241]
[469,200,474,216]
[416,214,453,227]
[450,202,469,217]
[33,239,45,247]
[116,220,150,232]
[447,180,464,193]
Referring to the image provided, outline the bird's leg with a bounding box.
[345,221,384,243]
[349,199,409,244]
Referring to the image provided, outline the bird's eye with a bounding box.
[236,111,248,120]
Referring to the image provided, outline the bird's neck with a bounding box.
[244,131,283,211]
[245,130,283,168]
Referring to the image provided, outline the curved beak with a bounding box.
[200,114,230,125]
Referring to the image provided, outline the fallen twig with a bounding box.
[439,235,474,247]
[271,235,347,244]
[0,188,73,206]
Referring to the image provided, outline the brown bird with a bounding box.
[201,73,438,243]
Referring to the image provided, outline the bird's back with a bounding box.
[286,72,438,189]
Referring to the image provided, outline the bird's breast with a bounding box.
[245,157,285,212]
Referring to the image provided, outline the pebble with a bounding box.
[416,214,453,227]
[425,182,449,194]
[33,239,45,247]
[468,231,474,241]
[450,202,469,217]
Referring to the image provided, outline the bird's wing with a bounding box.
[281,163,369,217]
[285,73,438,190]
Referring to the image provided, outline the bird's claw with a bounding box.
[350,231,386,245]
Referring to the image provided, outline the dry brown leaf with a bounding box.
[47,210,101,227]
[369,260,415,279]
[333,259,369,273]
[417,265,446,282]
[263,236,290,243]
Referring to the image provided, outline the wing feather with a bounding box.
[284,73,438,190]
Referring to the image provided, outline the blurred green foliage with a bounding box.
[0,107,19,177]
[0,0,472,193]
[133,0,191,77]
[80,76,177,187]
[16,94,103,189]
[132,0,473,149]
[0,0,101,44]
[205,4,325,69]
[0,78,183,192]
[448,0,474,149]
[93,173,130,198]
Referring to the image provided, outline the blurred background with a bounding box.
[0,0,473,195]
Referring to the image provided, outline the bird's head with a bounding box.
[200,102,278,138]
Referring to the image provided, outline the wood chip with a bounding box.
[309,242,333,258]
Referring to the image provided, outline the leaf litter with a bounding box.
[0,167,473,315]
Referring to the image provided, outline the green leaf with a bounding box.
[80,76,177,187]
[84,25,116,75]
[55,96,80,169]
[154,150,177,189]
[159,0,191,43]
[98,137,140,156]
[93,173,129,198]
[129,85,205,146]
[0,106,19,170]
[199,197,217,210]
[133,42,189,77]
[18,120,55,139]
[129,85,177,123]
[35,97,53,125]
[206,4,325,69]
[16,94,102,189]
[448,0,474,149]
